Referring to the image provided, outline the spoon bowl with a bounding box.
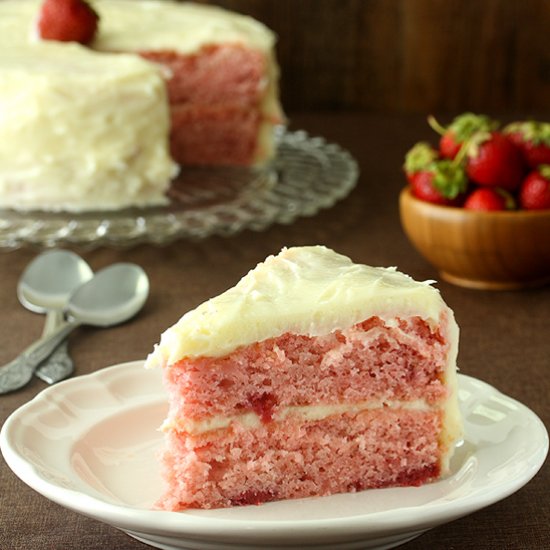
[17,250,94,384]
[0,262,149,394]
[67,263,150,327]
[18,250,94,313]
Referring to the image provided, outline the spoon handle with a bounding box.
[0,321,79,395]
[42,309,61,337]
[35,310,74,384]
[34,342,73,384]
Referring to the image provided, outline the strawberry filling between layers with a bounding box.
[139,45,270,166]
[158,408,443,511]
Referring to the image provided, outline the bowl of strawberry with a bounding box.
[399,113,550,290]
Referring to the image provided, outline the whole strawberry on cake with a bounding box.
[0,0,283,211]
[146,246,463,510]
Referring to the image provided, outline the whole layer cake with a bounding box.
[146,246,463,510]
[0,0,282,211]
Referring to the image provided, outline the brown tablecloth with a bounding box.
[0,113,548,550]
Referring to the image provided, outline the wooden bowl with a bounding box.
[399,187,550,290]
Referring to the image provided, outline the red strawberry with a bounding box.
[504,121,550,168]
[465,131,525,191]
[428,113,498,160]
[409,160,467,206]
[37,0,99,45]
[464,187,515,211]
[403,142,439,183]
[519,165,550,210]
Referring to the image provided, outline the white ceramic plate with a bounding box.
[1,361,548,550]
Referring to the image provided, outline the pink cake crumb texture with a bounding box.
[169,103,260,165]
[139,45,272,166]
[164,315,451,425]
[140,45,266,105]
[157,409,442,511]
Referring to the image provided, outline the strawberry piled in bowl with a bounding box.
[404,113,550,211]
[399,114,550,290]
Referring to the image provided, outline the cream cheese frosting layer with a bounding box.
[0,0,276,54]
[0,47,177,211]
[93,0,276,54]
[146,246,451,365]
[163,393,463,474]
[163,398,437,435]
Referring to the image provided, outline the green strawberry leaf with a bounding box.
[404,142,438,174]
[448,113,499,141]
[504,121,550,146]
[431,160,468,199]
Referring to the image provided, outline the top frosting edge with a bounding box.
[146,246,450,366]
[0,0,276,56]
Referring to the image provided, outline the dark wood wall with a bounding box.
[194,0,550,114]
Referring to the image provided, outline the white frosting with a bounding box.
[0,0,280,211]
[92,0,276,54]
[164,399,434,435]
[0,47,177,211]
[146,246,450,365]
[0,0,276,53]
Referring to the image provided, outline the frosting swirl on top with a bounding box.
[146,246,450,365]
[93,0,276,53]
[0,0,275,54]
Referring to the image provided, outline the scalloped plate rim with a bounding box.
[1,361,547,548]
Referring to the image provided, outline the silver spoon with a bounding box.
[17,250,94,384]
[0,263,149,395]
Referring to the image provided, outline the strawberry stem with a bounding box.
[452,138,470,167]
[495,188,516,210]
[427,115,447,136]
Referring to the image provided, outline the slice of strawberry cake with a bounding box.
[146,246,463,510]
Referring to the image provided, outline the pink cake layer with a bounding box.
[163,315,450,425]
[157,408,442,510]
[140,45,273,166]
[169,103,260,165]
[140,45,266,105]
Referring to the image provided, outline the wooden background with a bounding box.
[195,0,549,114]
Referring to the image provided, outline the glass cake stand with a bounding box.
[0,130,359,250]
